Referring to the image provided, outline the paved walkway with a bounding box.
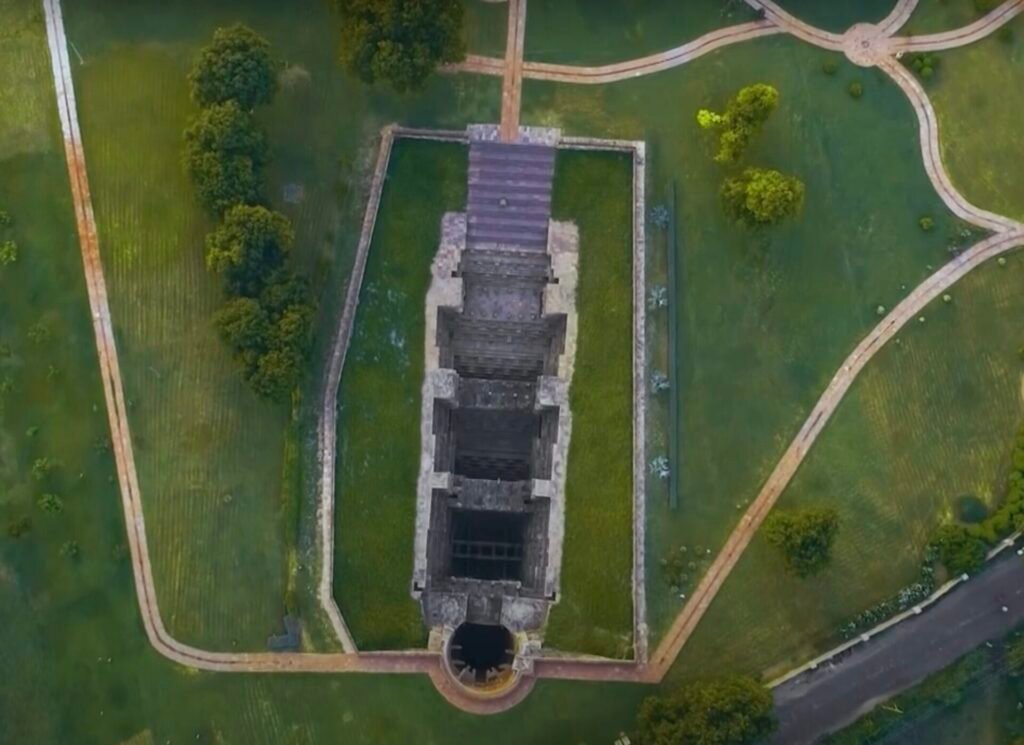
[43,0,1024,716]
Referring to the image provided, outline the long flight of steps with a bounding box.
[467,140,555,251]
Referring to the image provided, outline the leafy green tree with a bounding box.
[636,676,776,745]
[184,101,268,214]
[205,205,293,296]
[336,0,467,92]
[763,507,840,577]
[188,24,279,110]
[932,524,987,575]
[697,83,780,163]
[213,271,315,400]
[721,168,805,226]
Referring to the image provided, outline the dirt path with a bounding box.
[43,0,1024,714]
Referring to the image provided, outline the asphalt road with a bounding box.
[771,550,1024,744]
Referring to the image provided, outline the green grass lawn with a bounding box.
[672,252,1024,682]
[543,150,635,658]
[524,0,757,66]
[927,14,1024,222]
[465,0,508,57]
[333,138,467,650]
[61,0,498,651]
[773,0,898,32]
[524,35,970,649]
[904,0,999,35]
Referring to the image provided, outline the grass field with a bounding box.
[333,139,467,650]
[465,0,508,58]
[904,0,1000,34]
[773,0,898,32]
[927,14,1024,222]
[523,35,971,646]
[61,0,498,651]
[524,0,757,66]
[543,150,635,658]
[672,252,1024,682]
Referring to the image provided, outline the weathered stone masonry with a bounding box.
[411,127,579,684]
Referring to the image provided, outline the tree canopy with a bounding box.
[763,506,840,578]
[188,23,279,110]
[636,677,777,745]
[721,167,805,226]
[336,0,466,92]
[206,205,293,297]
[183,101,267,214]
[697,83,780,163]
[931,524,987,575]
[213,270,315,401]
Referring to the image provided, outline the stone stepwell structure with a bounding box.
[412,126,579,690]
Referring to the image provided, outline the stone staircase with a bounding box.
[467,141,555,251]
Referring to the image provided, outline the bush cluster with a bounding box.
[185,26,315,401]
[907,52,940,80]
[696,84,806,228]
[763,506,839,577]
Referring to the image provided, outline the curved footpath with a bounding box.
[43,0,1024,717]
[894,0,1024,51]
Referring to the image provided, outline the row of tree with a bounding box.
[697,84,805,226]
[184,25,315,401]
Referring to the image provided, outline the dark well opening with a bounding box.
[450,509,525,581]
[449,623,514,685]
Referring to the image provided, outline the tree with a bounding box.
[697,83,780,163]
[183,101,268,214]
[932,524,987,575]
[336,0,467,92]
[213,270,315,401]
[721,167,805,226]
[636,677,776,745]
[763,507,839,577]
[188,24,278,110]
[205,205,293,296]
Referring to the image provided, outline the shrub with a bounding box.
[908,53,940,80]
[0,210,11,227]
[188,24,278,110]
[764,507,840,577]
[37,493,64,513]
[6,516,31,538]
[636,677,776,745]
[848,81,864,99]
[822,59,839,75]
[998,26,1015,44]
[931,524,987,575]
[31,456,60,481]
[336,0,467,92]
[697,83,780,163]
[59,540,80,560]
[721,167,805,227]
[919,216,935,231]
[0,240,17,266]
